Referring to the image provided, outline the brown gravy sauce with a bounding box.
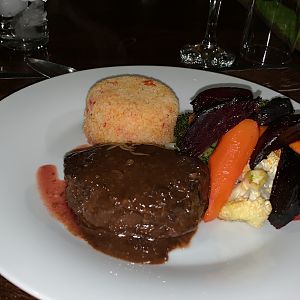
[37,164,196,264]
[81,225,195,264]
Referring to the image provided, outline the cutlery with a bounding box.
[25,58,77,78]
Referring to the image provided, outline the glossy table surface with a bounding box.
[0,0,300,299]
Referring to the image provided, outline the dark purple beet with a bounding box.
[251,97,294,125]
[178,97,258,157]
[191,87,253,113]
[268,146,300,229]
[249,114,300,168]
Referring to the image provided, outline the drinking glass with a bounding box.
[0,0,49,51]
[240,0,300,66]
[180,0,235,68]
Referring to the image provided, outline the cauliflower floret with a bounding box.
[221,151,280,228]
[257,150,280,174]
[229,169,268,201]
[219,197,272,228]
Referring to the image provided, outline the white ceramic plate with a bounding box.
[0,66,299,300]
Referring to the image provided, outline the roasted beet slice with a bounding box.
[268,147,300,229]
[249,114,300,168]
[251,97,294,125]
[191,87,253,113]
[178,98,257,157]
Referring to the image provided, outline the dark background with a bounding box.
[0,0,247,72]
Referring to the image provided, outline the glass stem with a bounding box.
[202,0,222,48]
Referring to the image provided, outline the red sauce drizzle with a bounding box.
[37,165,82,237]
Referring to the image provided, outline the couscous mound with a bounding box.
[83,75,179,145]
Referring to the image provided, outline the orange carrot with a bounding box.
[259,125,267,136]
[289,140,300,155]
[204,119,260,222]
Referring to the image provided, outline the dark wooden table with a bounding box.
[1,0,300,299]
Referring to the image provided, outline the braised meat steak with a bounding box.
[64,144,209,263]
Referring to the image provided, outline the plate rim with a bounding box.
[0,65,299,300]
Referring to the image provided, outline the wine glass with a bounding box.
[180,0,235,68]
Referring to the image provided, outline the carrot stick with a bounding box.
[259,125,267,136]
[289,140,300,155]
[204,119,260,222]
